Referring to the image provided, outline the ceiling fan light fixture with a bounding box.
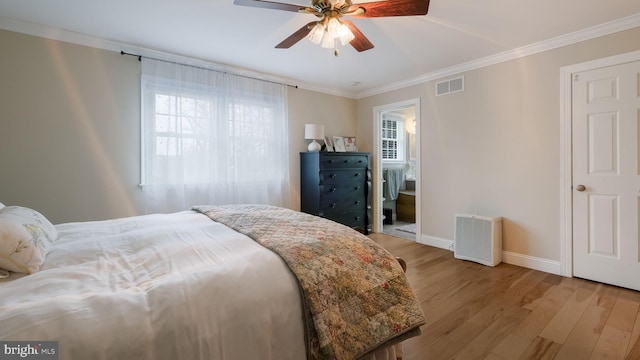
[307,17,354,49]
[336,21,354,45]
[320,31,335,48]
[307,22,325,44]
[326,17,354,45]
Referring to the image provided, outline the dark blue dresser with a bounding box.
[300,152,371,234]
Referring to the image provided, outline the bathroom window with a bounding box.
[381,115,406,162]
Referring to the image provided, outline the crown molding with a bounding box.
[0,15,314,92]
[2,13,638,100]
[0,16,126,53]
[354,12,640,99]
[0,15,361,99]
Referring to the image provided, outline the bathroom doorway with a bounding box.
[372,99,420,242]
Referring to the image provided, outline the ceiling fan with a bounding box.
[234,0,431,56]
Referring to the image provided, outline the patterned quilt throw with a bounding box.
[193,205,425,360]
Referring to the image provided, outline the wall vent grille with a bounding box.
[435,76,465,96]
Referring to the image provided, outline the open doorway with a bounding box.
[372,99,420,242]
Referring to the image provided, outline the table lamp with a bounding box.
[304,124,324,152]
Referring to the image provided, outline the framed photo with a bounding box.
[344,137,357,152]
[324,136,334,152]
[333,136,346,152]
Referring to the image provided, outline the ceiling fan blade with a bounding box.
[233,0,310,13]
[342,20,374,52]
[275,21,316,49]
[349,0,430,18]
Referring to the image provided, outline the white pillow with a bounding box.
[0,206,57,274]
[0,202,5,209]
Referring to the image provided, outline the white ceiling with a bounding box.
[1,0,639,98]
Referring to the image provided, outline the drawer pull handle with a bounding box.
[329,160,335,164]
[331,187,337,192]
[330,173,337,178]
[355,216,360,221]
[331,203,337,208]
[355,186,360,190]
[344,160,349,163]
[354,200,360,205]
[354,173,359,177]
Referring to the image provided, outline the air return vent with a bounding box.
[436,76,464,96]
[454,214,502,266]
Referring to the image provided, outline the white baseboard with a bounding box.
[419,235,454,251]
[418,235,563,276]
[501,251,563,276]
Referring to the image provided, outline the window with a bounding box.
[381,114,405,162]
[144,86,280,185]
[140,58,289,213]
[148,90,212,185]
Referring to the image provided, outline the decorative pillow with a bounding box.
[0,206,57,274]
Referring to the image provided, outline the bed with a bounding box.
[0,203,425,359]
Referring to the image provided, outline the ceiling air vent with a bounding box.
[435,76,464,96]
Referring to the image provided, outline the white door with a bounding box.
[572,60,640,290]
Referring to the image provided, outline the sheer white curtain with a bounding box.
[140,58,290,213]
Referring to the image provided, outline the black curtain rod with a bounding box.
[120,51,298,89]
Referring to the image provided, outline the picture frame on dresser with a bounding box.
[324,136,334,152]
[333,136,346,152]
[345,137,357,152]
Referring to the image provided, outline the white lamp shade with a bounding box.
[304,124,324,140]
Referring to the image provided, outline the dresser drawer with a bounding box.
[322,197,366,216]
[325,212,367,229]
[320,155,369,169]
[320,184,365,209]
[319,169,367,184]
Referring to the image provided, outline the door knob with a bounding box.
[575,185,586,192]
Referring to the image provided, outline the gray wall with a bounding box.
[0,30,142,223]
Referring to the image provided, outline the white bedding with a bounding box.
[0,211,306,359]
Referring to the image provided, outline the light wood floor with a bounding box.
[368,233,640,360]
